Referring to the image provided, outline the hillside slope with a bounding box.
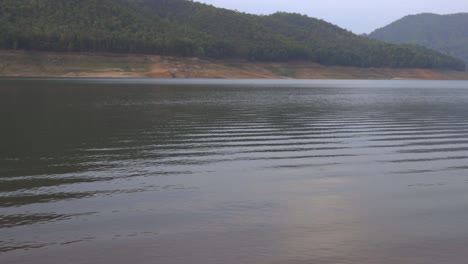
[369,13,468,67]
[0,0,465,70]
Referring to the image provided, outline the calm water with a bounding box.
[1,79,468,264]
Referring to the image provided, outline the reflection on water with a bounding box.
[1,79,468,264]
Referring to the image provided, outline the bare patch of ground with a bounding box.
[1,50,468,80]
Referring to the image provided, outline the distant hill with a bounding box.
[369,13,468,68]
[0,0,465,70]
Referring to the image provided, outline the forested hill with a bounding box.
[369,13,468,67]
[0,0,465,70]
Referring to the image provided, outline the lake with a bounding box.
[1,79,468,264]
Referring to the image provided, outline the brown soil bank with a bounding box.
[1,50,468,80]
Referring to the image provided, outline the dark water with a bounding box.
[1,79,468,264]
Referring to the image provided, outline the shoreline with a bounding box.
[1,50,468,80]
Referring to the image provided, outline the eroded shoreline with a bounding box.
[1,50,468,80]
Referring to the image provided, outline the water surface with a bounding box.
[1,79,468,264]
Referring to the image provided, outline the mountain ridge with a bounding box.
[369,12,468,68]
[0,0,465,70]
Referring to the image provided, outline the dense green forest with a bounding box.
[0,0,465,70]
[369,13,468,67]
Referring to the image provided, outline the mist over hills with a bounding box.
[369,13,468,68]
[0,0,465,70]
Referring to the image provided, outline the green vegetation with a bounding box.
[369,13,468,68]
[0,0,465,70]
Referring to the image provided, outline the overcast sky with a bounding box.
[196,0,468,34]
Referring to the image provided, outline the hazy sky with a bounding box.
[196,0,468,34]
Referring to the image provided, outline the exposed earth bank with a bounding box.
[1,50,468,80]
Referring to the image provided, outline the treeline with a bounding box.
[0,0,465,70]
